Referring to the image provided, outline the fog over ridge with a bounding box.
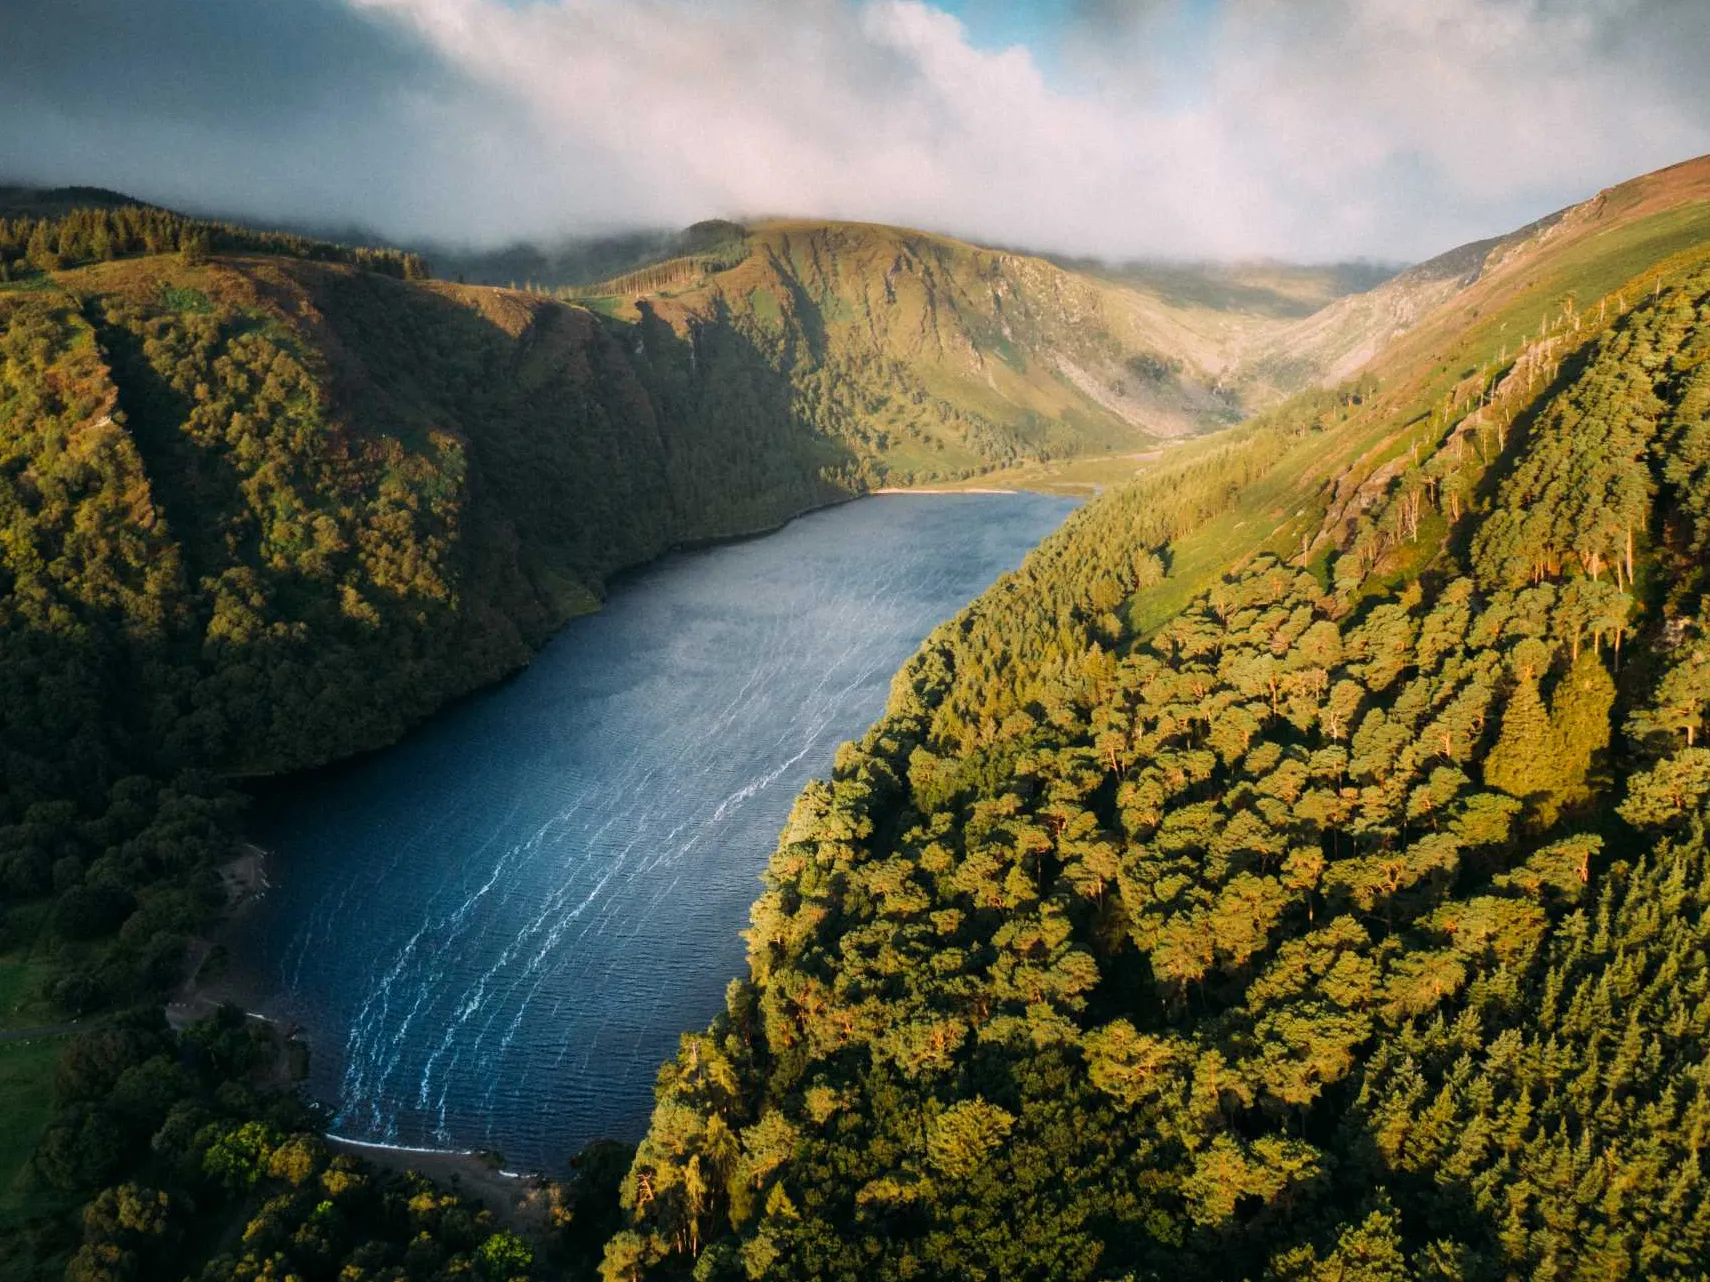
[3,0,1708,261]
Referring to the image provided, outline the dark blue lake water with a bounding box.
[235,493,1074,1169]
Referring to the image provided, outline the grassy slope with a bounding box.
[1063,257,1400,320]
[1133,155,1710,630]
[1239,152,1710,400]
[572,219,1289,476]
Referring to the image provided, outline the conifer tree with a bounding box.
[1483,670,1559,816]
[1548,647,1615,800]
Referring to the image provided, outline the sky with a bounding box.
[3,0,1708,262]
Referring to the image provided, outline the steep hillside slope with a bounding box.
[606,159,1710,1280]
[1239,152,1710,400]
[0,251,859,784]
[574,220,1271,473]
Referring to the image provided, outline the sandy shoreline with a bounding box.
[872,486,1020,495]
[325,1134,550,1229]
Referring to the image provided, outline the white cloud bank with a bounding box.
[5,0,1708,259]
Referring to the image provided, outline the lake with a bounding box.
[233,492,1076,1170]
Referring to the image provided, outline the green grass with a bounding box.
[1372,206,1710,437]
[746,287,783,327]
[0,1038,62,1217]
[928,448,1166,495]
[0,905,60,1033]
[159,282,212,313]
[0,959,56,1032]
[879,436,984,480]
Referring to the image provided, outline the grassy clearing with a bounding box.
[0,905,60,1032]
[0,910,74,1234]
[0,1038,62,1218]
[0,958,56,1032]
[922,447,1171,495]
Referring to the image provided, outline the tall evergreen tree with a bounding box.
[1484,671,1559,814]
[1549,647,1616,801]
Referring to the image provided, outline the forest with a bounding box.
[0,204,873,1279]
[3,167,1710,1281]
[0,197,428,282]
[601,249,1710,1278]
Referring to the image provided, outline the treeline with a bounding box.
[0,203,428,281]
[20,1007,537,1282]
[601,262,1710,1277]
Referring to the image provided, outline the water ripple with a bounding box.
[234,494,1076,1169]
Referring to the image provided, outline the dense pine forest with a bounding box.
[604,191,1710,1277]
[2,154,1710,1281]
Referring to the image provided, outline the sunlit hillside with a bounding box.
[570,218,1285,472]
[606,152,1710,1280]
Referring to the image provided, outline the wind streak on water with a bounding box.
[237,494,1076,1169]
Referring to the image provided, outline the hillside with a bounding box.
[1239,154,1710,401]
[0,252,868,784]
[604,156,1710,1279]
[5,154,1710,1281]
[569,219,1282,466]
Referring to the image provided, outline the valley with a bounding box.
[2,150,1710,1280]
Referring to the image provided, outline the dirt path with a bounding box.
[165,845,273,1030]
[0,1022,79,1042]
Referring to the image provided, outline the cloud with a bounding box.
[1,0,1706,259]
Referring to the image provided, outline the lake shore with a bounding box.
[166,844,277,1031]
[325,1135,550,1231]
[166,862,552,1227]
[219,492,1078,1169]
[872,485,1020,495]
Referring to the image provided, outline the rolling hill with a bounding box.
[566,218,1267,466]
